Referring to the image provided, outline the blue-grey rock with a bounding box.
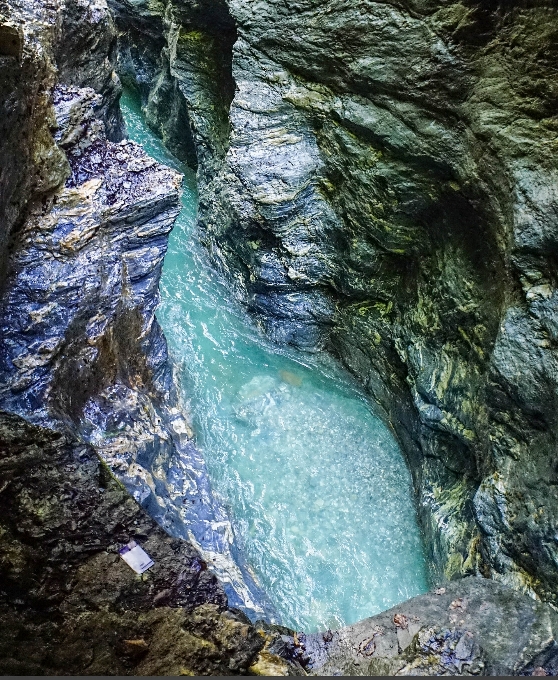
[0,1,275,673]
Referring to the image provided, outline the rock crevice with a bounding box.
[0,0,271,673]
[4,0,558,675]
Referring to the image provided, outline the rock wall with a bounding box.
[0,0,279,673]
[0,0,123,287]
[112,0,558,604]
[0,0,67,285]
[55,0,125,141]
[110,0,236,177]
[5,0,558,673]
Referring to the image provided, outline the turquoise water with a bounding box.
[121,91,428,632]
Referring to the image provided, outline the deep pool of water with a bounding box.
[121,91,428,632]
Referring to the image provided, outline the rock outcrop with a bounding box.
[110,0,235,177]
[0,0,122,289]
[0,412,263,676]
[112,0,558,606]
[0,0,67,285]
[0,0,270,673]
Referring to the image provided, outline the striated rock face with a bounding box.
[5,0,558,673]
[113,0,558,605]
[0,83,182,432]
[110,0,236,176]
[0,0,122,286]
[55,0,125,141]
[204,0,558,602]
[0,0,67,284]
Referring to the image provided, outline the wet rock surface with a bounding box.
[209,0,558,602]
[54,0,124,141]
[302,577,558,676]
[113,0,558,606]
[0,0,68,284]
[110,0,236,175]
[3,0,274,617]
[5,0,558,675]
[0,0,270,673]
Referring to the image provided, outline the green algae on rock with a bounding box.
[4,0,558,675]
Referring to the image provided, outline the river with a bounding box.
[121,90,428,632]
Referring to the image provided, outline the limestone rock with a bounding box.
[6,0,558,675]
[55,0,124,141]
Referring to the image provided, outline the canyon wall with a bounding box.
[0,0,277,673]
[112,0,558,605]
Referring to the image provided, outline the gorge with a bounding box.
[2,0,558,675]
[123,88,429,632]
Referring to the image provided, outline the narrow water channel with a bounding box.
[122,91,428,632]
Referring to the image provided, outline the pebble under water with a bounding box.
[121,91,429,632]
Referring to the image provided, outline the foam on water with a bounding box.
[121,90,429,632]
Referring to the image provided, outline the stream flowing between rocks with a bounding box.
[122,91,428,632]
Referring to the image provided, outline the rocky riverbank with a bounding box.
[302,577,558,676]
[0,413,264,675]
[0,0,273,673]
